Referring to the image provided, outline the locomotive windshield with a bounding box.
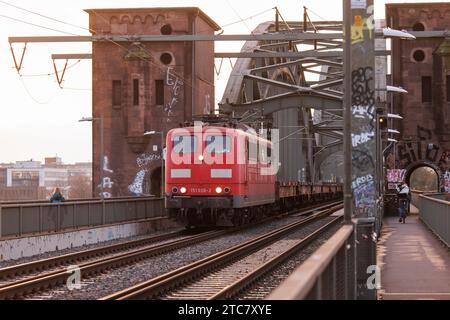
[173,135,198,154]
[205,135,231,154]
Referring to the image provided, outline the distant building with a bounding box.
[0,158,92,201]
[7,160,42,187]
[0,167,7,187]
[44,157,63,167]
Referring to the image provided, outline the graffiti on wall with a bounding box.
[128,170,147,196]
[100,156,115,198]
[386,125,450,193]
[352,174,376,214]
[204,93,212,115]
[129,152,162,196]
[386,169,406,183]
[444,171,450,193]
[164,67,183,120]
[393,126,450,172]
[386,169,406,190]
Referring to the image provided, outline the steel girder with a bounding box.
[219,21,344,182]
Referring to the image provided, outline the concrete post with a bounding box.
[344,0,377,300]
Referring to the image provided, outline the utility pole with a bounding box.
[343,0,377,300]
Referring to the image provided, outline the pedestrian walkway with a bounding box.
[377,212,450,300]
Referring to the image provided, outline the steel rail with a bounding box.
[209,216,341,300]
[0,230,185,282]
[0,230,226,299]
[0,200,342,299]
[100,203,343,300]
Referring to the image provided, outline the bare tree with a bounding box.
[68,175,92,199]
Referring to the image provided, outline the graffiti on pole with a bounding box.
[350,1,377,218]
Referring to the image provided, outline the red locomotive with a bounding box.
[165,123,342,227]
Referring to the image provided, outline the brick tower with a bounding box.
[86,7,220,197]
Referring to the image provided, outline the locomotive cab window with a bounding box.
[247,139,258,162]
[205,135,231,154]
[259,143,272,164]
[172,135,197,154]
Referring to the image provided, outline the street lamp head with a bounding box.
[388,129,401,135]
[388,138,398,143]
[144,131,157,136]
[387,113,404,120]
[386,86,408,94]
[382,28,416,40]
[79,117,93,122]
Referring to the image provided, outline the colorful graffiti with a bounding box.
[386,169,406,183]
[351,6,375,45]
[444,171,450,193]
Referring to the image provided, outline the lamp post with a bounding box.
[144,131,165,198]
[378,113,403,191]
[80,116,104,200]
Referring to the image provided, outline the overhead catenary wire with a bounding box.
[18,76,58,105]
[1,2,286,96]
[0,13,80,36]
[1,3,204,98]
[19,60,82,77]
[220,7,275,29]
[0,0,90,32]
[1,1,270,83]
[305,7,329,22]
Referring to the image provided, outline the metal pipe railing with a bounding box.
[0,197,164,239]
[419,194,450,247]
[267,225,354,300]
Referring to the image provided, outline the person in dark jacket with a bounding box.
[398,198,408,224]
[397,182,411,214]
[50,187,65,203]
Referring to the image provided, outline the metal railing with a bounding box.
[0,197,164,239]
[418,194,450,247]
[268,225,355,300]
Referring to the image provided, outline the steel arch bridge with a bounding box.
[219,20,344,183]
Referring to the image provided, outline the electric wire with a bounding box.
[0,13,80,36]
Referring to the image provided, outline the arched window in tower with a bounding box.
[412,22,425,32]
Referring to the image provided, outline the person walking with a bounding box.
[397,182,411,214]
[396,182,410,223]
[398,198,408,224]
[50,187,65,203]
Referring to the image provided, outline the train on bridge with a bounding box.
[165,122,343,227]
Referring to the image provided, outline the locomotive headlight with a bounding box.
[215,187,223,194]
[198,155,204,161]
[180,187,187,194]
[224,187,231,194]
[172,187,179,194]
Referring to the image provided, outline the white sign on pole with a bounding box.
[351,0,367,9]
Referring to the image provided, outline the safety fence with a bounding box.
[269,225,355,300]
[0,197,164,239]
[418,194,450,247]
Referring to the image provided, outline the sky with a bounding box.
[0,0,446,164]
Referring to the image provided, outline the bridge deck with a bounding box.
[377,208,450,300]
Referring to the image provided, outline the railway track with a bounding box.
[0,230,186,283]
[0,229,227,299]
[0,200,341,300]
[100,203,343,300]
